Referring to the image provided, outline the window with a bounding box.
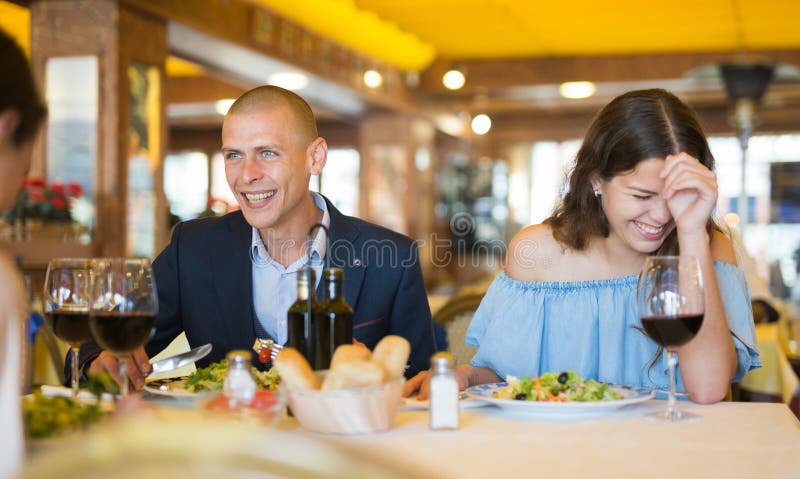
[163,151,209,220]
[315,148,360,216]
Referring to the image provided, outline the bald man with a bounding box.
[73,86,435,387]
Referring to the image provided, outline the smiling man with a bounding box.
[76,86,435,388]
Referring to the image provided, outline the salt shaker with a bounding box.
[429,352,459,430]
[223,350,257,409]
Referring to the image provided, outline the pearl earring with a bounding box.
[593,189,601,197]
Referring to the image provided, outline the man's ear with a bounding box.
[0,109,20,144]
[308,137,328,175]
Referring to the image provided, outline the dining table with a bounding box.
[327,400,800,478]
[22,393,800,479]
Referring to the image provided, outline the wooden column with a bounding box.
[358,112,437,281]
[29,0,168,258]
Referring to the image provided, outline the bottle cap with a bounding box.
[226,350,252,368]
[430,351,455,373]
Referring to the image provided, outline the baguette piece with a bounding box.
[273,347,320,390]
[329,344,371,370]
[321,360,385,390]
[371,335,410,380]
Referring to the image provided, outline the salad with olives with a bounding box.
[184,359,280,392]
[493,371,622,402]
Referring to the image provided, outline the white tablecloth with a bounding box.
[320,400,800,479]
[24,397,800,479]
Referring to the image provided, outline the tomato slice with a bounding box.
[204,394,232,412]
[249,390,278,410]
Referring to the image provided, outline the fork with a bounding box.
[252,338,283,362]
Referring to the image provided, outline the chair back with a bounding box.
[433,293,484,366]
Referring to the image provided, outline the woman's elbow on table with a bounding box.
[689,383,730,405]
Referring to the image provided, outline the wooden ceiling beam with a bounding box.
[122,0,413,114]
[419,50,800,93]
[166,76,246,104]
[483,102,800,145]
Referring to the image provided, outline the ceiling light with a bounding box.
[363,70,383,89]
[267,72,309,91]
[214,99,235,115]
[443,69,466,90]
[559,81,596,99]
[471,114,491,135]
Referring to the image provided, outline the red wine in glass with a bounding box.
[89,258,158,396]
[641,314,704,348]
[44,309,93,346]
[637,255,704,422]
[89,311,155,355]
[43,258,94,399]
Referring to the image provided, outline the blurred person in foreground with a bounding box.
[406,89,760,404]
[74,85,435,387]
[0,28,47,478]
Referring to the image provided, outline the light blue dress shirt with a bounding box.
[251,192,329,344]
[466,261,761,392]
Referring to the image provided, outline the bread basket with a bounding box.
[286,377,405,434]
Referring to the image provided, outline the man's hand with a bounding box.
[87,347,152,390]
[403,365,472,400]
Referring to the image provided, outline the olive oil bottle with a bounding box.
[314,268,353,369]
[286,268,320,366]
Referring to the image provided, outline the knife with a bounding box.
[148,343,212,376]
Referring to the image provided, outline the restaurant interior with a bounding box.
[2,1,800,476]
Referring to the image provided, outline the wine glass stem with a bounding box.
[119,357,129,396]
[70,346,80,399]
[666,350,678,419]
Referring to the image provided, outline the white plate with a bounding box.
[143,377,214,399]
[401,392,489,410]
[466,382,655,418]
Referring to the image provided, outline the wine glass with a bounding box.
[637,255,704,422]
[43,258,95,398]
[89,258,157,396]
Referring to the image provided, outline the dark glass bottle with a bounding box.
[286,268,320,366]
[315,268,353,369]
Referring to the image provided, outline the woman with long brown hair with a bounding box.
[0,27,47,476]
[406,89,759,404]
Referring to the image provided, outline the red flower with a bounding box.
[67,182,83,198]
[50,196,66,210]
[51,182,66,195]
[29,189,45,202]
[28,177,46,188]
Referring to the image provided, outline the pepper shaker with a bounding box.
[429,352,459,430]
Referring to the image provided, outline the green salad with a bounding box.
[494,371,622,402]
[184,359,280,392]
[23,391,104,439]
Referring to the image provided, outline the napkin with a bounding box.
[40,384,115,402]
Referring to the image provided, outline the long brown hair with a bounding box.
[0,28,46,146]
[546,89,720,254]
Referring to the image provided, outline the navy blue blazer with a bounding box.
[73,198,434,378]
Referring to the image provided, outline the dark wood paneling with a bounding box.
[420,51,800,93]
[169,127,221,156]
[166,76,246,104]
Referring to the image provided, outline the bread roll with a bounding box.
[321,360,385,390]
[273,347,320,390]
[329,344,371,370]
[371,335,410,380]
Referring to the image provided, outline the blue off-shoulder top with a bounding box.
[466,262,761,391]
